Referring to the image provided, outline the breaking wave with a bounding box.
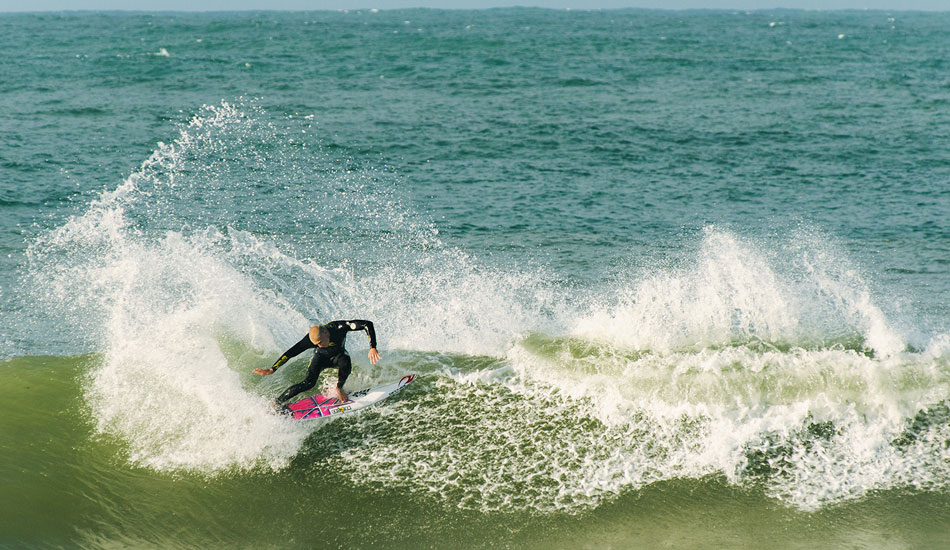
[24,101,950,512]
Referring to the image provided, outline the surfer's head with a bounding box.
[309,325,330,347]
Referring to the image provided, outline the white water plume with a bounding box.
[24,102,948,515]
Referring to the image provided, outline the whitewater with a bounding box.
[14,101,947,515]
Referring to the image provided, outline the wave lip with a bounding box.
[576,229,907,358]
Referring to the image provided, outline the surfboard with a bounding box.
[284,374,417,420]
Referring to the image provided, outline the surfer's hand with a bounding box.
[368,347,381,364]
[253,368,275,376]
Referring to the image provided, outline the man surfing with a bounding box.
[254,320,380,408]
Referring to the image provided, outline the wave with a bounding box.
[577,227,907,357]
[22,100,950,513]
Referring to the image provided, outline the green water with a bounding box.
[3,356,949,549]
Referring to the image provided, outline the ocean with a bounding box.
[1,8,949,549]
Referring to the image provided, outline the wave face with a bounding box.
[20,101,949,516]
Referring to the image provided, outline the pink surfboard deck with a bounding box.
[285,374,417,420]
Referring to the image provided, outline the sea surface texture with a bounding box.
[1,9,949,549]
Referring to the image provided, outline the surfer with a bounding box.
[253,320,380,407]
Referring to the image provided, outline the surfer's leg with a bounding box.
[332,353,352,389]
[274,354,328,404]
[326,353,352,402]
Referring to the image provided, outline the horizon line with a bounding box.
[2,6,948,13]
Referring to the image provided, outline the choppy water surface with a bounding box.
[1,9,949,549]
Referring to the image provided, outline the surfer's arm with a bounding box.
[344,320,377,349]
[273,334,317,370]
[253,334,315,375]
[345,320,381,365]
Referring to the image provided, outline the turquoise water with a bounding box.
[2,9,949,549]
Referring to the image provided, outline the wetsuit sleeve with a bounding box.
[271,333,315,371]
[344,320,377,349]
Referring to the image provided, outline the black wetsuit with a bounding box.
[271,320,377,405]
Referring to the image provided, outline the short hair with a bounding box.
[309,325,330,346]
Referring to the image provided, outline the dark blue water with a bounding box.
[1,9,949,549]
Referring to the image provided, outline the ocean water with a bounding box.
[2,8,949,549]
